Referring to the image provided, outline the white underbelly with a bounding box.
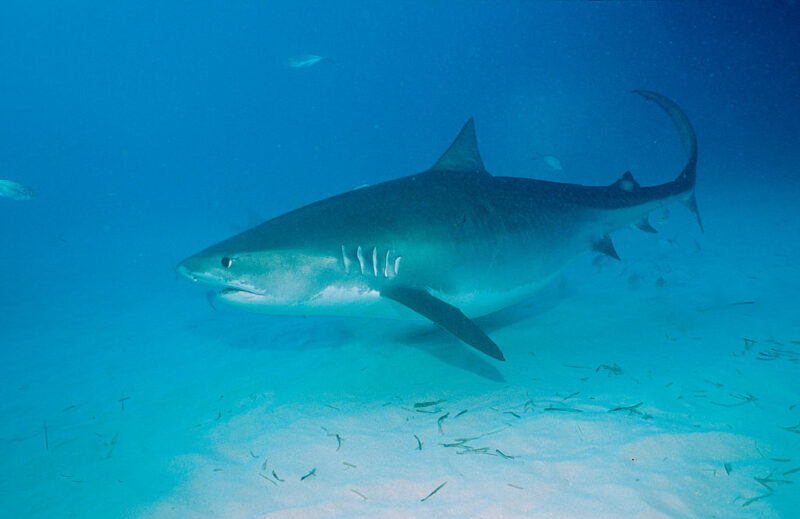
[217,286,420,319]
[217,274,552,320]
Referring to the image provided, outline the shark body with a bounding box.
[178,91,701,362]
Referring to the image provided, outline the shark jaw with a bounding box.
[178,91,701,363]
[214,285,405,319]
[177,255,398,317]
[176,262,266,297]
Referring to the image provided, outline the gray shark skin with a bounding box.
[178,91,701,362]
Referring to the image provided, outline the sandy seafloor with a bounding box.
[1,165,798,519]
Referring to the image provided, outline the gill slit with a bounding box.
[341,245,402,279]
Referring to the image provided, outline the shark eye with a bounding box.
[221,257,232,268]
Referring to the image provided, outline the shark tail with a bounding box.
[633,90,703,232]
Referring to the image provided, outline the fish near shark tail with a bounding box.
[633,90,704,232]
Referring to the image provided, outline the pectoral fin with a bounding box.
[382,285,505,361]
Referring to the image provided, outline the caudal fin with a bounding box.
[633,90,703,232]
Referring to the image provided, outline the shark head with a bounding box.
[176,226,382,314]
[177,231,352,310]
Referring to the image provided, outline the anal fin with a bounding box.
[635,217,658,233]
[382,285,505,361]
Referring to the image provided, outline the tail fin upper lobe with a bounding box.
[634,90,703,232]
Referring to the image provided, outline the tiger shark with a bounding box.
[177,91,701,362]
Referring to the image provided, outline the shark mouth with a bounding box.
[217,288,277,305]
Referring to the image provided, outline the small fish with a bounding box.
[544,406,582,413]
[495,449,517,459]
[710,393,757,407]
[286,54,327,68]
[440,441,468,448]
[0,179,36,200]
[414,399,445,408]
[420,481,447,502]
[258,472,277,486]
[609,402,643,413]
[414,407,441,414]
[105,432,120,459]
[754,472,792,491]
[118,395,130,411]
[596,363,623,376]
[300,468,316,481]
[414,434,423,450]
[350,488,368,501]
[437,413,450,434]
[456,446,493,455]
[533,153,563,171]
[741,492,773,507]
[321,426,343,450]
[453,426,509,443]
[780,421,800,434]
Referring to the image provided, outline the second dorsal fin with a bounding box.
[611,171,641,192]
[429,118,487,173]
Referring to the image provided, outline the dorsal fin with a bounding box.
[611,171,640,192]
[429,118,487,173]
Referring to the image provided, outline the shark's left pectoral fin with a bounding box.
[382,285,506,361]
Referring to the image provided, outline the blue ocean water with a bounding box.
[1,1,799,517]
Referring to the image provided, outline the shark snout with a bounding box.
[176,261,198,282]
[175,260,198,283]
[176,256,265,296]
[176,255,212,284]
